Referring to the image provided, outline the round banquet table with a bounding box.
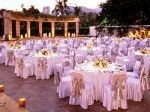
[72,61,126,101]
[26,53,63,76]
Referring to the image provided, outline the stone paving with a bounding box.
[0,93,29,112]
[0,64,150,112]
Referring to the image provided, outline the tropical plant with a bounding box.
[21,4,40,18]
[97,0,150,26]
[52,0,71,16]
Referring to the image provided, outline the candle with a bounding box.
[49,32,51,37]
[0,85,4,92]
[18,98,26,107]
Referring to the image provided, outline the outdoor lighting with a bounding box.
[0,85,4,92]
[18,98,26,107]
[49,32,51,37]
[68,32,70,37]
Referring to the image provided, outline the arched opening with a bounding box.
[42,22,51,36]
[20,21,27,37]
[30,21,39,36]
[55,22,64,36]
[12,20,16,38]
[68,22,76,36]
[0,18,4,37]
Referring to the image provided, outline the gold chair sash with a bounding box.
[54,71,60,85]
[111,73,126,100]
[38,58,47,73]
[140,66,149,90]
[71,72,85,97]
[7,50,14,64]
[63,60,70,67]
[16,57,24,77]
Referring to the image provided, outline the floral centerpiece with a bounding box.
[41,49,51,56]
[93,57,108,68]
[87,44,93,50]
[139,48,150,54]
[13,43,20,49]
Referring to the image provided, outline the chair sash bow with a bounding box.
[16,57,24,76]
[111,73,126,100]
[71,72,85,97]
[38,58,47,73]
[7,50,14,64]
[140,67,149,90]
[54,71,60,85]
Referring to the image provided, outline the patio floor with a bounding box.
[0,64,150,112]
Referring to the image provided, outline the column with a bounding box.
[39,21,42,37]
[16,20,20,38]
[64,22,68,37]
[51,22,55,37]
[76,22,79,37]
[4,18,12,40]
[27,21,30,38]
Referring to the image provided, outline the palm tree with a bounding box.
[74,6,81,16]
[52,0,71,16]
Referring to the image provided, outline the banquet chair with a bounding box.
[143,55,150,76]
[86,53,95,61]
[74,54,84,64]
[127,54,136,70]
[54,62,64,84]
[115,56,125,65]
[69,72,94,109]
[57,75,72,98]
[5,50,15,66]
[102,73,128,111]
[36,58,49,79]
[0,52,4,64]
[126,66,149,101]
[127,61,141,78]
[62,60,73,77]
[15,57,34,79]
[60,48,68,55]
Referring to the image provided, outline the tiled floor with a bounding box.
[0,93,29,112]
[0,64,150,112]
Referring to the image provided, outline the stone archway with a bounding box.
[68,22,76,36]
[42,22,51,36]
[30,21,39,36]
[55,22,64,36]
[0,18,4,36]
[12,20,16,38]
[20,21,27,37]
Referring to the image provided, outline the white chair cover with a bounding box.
[15,57,34,79]
[35,58,49,79]
[5,50,15,66]
[102,73,127,111]
[69,72,94,109]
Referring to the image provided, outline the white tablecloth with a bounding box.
[26,53,63,76]
[72,62,125,101]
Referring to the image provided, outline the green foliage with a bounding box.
[74,6,81,16]
[79,12,98,27]
[97,0,150,25]
[21,4,40,18]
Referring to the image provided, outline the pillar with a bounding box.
[16,20,20,38]
[76,22,79,37]
[39,21,42,37]
[64,22,68,37]
[4,18,12,40]
[27,21,30,38]
[51,22,55,37]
